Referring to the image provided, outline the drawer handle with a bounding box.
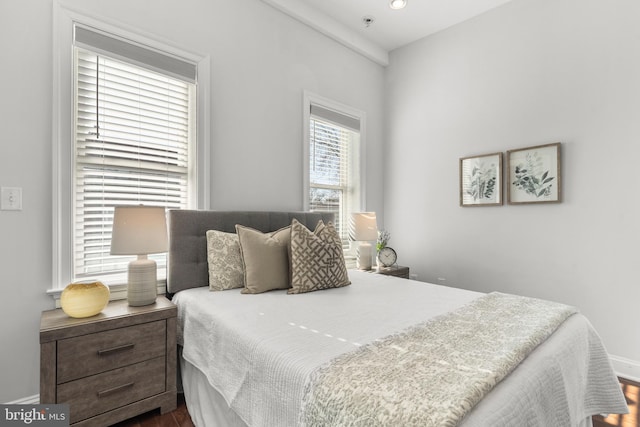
[97,343,135,356]
[97,382,134,398]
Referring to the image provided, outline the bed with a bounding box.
[167,210,627,427]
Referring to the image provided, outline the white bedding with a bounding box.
[174,270,627,426]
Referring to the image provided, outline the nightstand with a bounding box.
[372,265,410,279]
[40,296,177,426]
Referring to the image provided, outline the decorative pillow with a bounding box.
[288,219,351,294]
[206,230,244,291]
[236,225,291,294]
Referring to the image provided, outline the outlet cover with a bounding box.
[1,187,22,210]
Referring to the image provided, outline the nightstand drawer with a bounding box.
[57,320,166,383]
[57,356,166,424]
[383,267,410,279]
[371,266,410,279]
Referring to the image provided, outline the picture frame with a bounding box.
[459,152,502,207]
[507,142,561,204]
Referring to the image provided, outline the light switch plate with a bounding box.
[1,187,22,210]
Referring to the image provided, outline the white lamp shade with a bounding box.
[349,212,378,242]
[110,206,168,255]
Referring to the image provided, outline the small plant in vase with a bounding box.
[376,230,390,268]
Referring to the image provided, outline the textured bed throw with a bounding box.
[300,292,577,427]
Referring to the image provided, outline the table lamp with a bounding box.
[110,206,168,306]
[349,212,378,270]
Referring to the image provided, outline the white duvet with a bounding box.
[174,271,626,427]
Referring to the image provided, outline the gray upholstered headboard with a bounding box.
[167,210,334,294]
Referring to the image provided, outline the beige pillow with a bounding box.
[288,219,350,294]
[206,230,244,291]
[236,225,291,294]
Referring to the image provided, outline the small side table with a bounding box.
[372,265,410,279]
[40,296,177,426]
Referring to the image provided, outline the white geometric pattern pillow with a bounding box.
[206,230,244,291]
[288,219,350,294]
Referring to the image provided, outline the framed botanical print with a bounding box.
[507,142,561,204]
[459,152,502,207]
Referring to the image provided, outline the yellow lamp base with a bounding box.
[61,280,110,318]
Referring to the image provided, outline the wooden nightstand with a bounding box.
[40,296,177,426]
[372,265,410,279]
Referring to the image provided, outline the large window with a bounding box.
[304,92,365,244]
[73,43,194,280]
[53,7,209,293]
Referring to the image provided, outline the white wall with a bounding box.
[385,0,640,374]
[0,0,385,402]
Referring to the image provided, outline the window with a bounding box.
[53,6,210,293]
[73,43,193,280]
[303,92,365,244]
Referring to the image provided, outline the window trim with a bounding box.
[51,3,210,296]
[302,90,367,227]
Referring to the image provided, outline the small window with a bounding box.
[304,93,365,245]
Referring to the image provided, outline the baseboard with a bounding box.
[610,355,640,383]
[6,394,39,405]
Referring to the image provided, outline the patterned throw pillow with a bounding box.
[236,225,291,294]
[206,230,244,291]
[288,219,351,294]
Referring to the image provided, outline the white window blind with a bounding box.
[73,33,195,280]
[309,105,360,243]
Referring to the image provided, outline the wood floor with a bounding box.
[593,377,640,427]
[112,394,194,427]
[113,377,638,427]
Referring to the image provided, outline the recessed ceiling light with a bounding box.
[389,0,407,10]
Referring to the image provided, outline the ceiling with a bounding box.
[261,0,513,65]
